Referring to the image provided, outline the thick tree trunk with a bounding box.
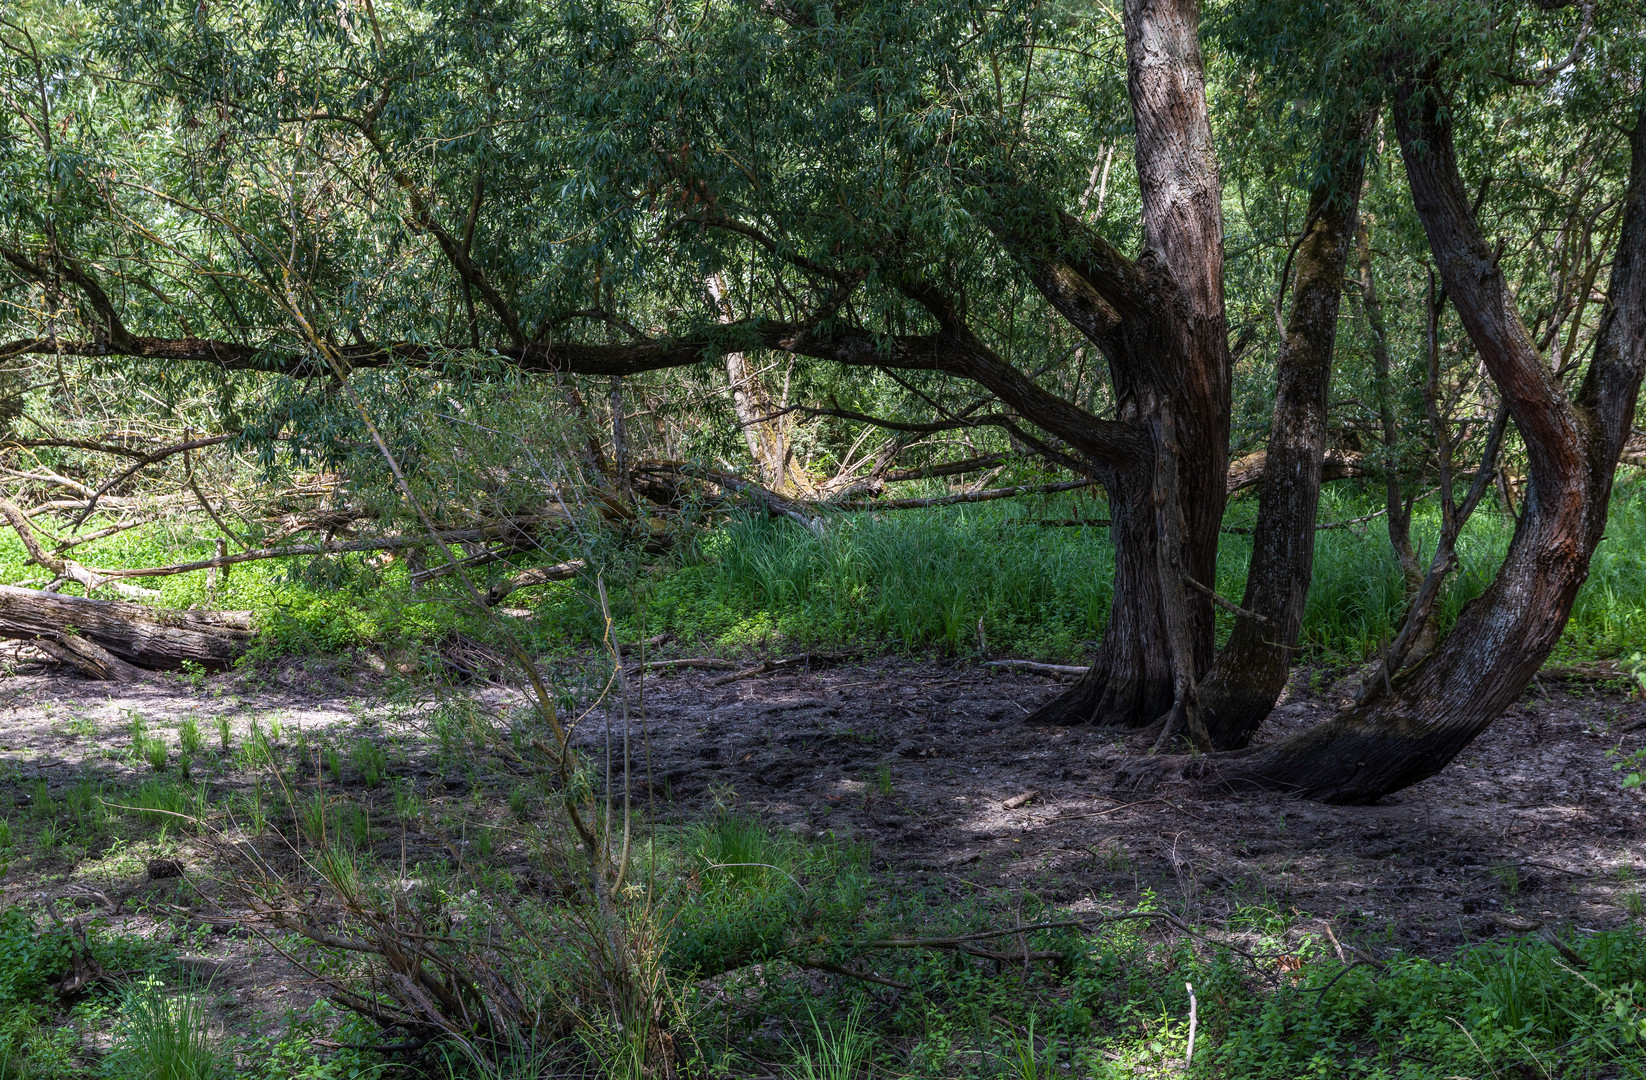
[1195,118,1368,750]
[1028,463,1176,725]
[1122,0,1231,682]
[1024,0,1230,726]
[0,584,254,673]
[1206,88,1646,803]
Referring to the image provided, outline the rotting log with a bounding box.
[0,585,254,676]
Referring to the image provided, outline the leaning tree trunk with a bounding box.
[1195,114,1369,750]
[1206,85,1646,803]
[0,584,254,675]
[1024,0,1230,727]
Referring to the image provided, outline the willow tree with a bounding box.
[1,0,1642,801]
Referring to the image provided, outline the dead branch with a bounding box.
[832,479,1097,510]
[627,658,743,673]
[0,497,159,599]
[706,652,851,686]
[483,561,584,606]
[71,433,237,525]
[985,659,1086,678]
[1183,575,1268,623]
[65,518,564,580]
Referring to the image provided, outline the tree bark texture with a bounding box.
[1208,87,1646,803]
[0,584,254,672]
[1195,117,1368,750]
[1022,0,1230,727]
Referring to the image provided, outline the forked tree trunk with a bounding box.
[1205,87,1646,803]
[1195,116,1369,750]
[1023,0,1229,727]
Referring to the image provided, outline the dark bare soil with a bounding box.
[596,659,1646,953]
[0,656,1642,1041]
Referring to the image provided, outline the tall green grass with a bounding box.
[625,479,1646,663]
[6,479,1642,665]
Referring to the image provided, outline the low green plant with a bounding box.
[0,908,72,1008]
[323,746,342,783]
[789,1004,872,1080]
[129,780,192,825]
[508,785,531,821]
[350,739,387,788]
[108,979,224,1080]
[242,721,273,769]
[125,711,147,756]
[215,717,231,754]
[296,795,328,845]
[178,717,203,757]
[27,780,53,823]
[393,784,422,823]
[145,739,169,772]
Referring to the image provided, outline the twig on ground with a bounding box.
[985,659,1086,678]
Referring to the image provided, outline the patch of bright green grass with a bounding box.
[5,480,1642,666]
[613,480,1646,663]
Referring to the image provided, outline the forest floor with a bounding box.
[1,653,1642,1056]
[607,658,1646,950]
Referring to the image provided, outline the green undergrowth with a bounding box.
[2,756,1643,1078]
[618,479,1646,664]
[4,479,1644,667]
[639,816,1646,1078]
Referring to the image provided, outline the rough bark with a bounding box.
[1206,85,1646,803]
[1022,0,1230,727]
[1196,124,1368,750]
[0,584,254,671]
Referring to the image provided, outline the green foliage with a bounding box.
[349,740,387,789]
[1200,933,1646,1079]
[789,1004,873,1080]
[177,717,203,757]
[106,979,224,1080]
[128,779,192,825]
[237,1002,384,1080]
[605,484,1646,664]
[663,815,869,979]
[0,910,71,1009]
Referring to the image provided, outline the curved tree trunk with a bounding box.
[1207,85,1646,803]
[1196,115,1369,750]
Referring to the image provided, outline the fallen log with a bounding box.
[0,585,254,677]
[482,561,585,606]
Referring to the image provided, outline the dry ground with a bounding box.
[0,655,1642,1049]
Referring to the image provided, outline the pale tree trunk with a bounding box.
[1206,88,1646,803]
[708,276,812,496]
